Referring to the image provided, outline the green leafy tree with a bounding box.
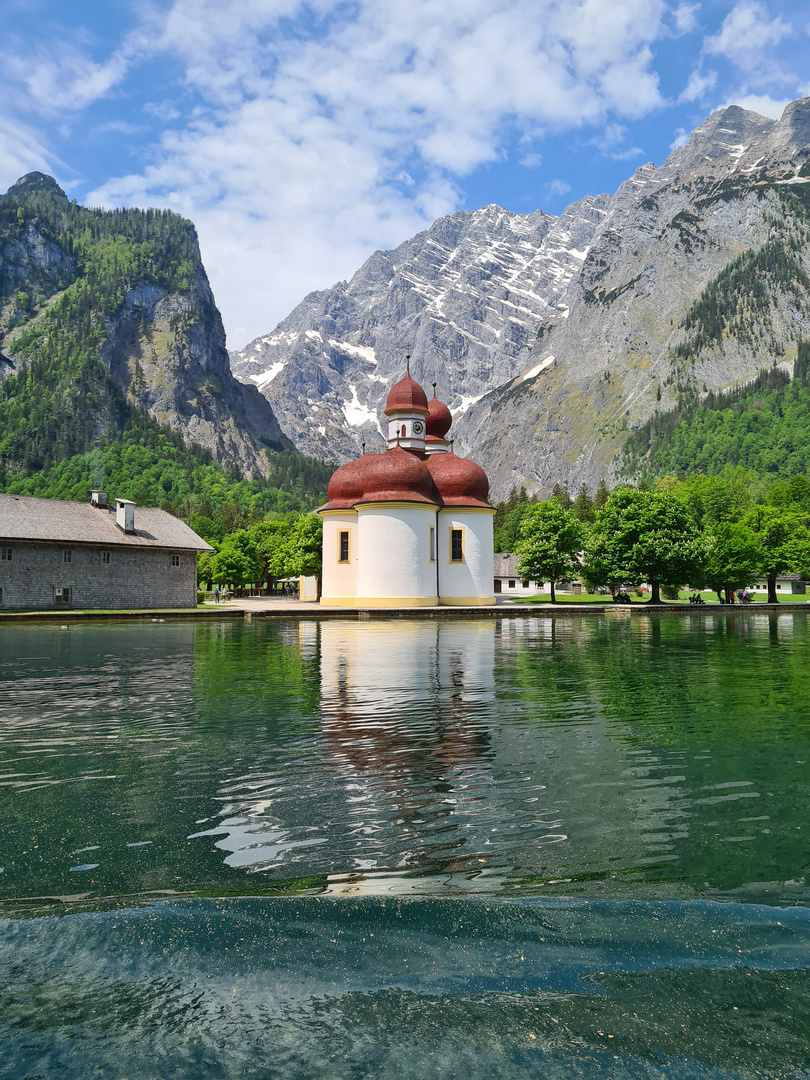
[196,550,216,589]
[248,518,297,583]
[585,488,703,604]
[210,544,255,588]
[278,514,324,598]
[698,522,763,603]
[744,507,810,603]
[515,500,586,603]
[222,529,264,584]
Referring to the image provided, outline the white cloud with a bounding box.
[9,0,674,345]
[673,3,700,34]
[545,179,571,196]
[723,93,791,119]
[669,127,689,150]
[590,122,644,160]
[679,67,718,102]
[1,39,136,117]
[520,152,543,168]
[704,1,791,82]
[0,116,59,192]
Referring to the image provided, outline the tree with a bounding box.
[584,488,703,604]
[550,482,572,509]
[277,514,324,598]
[572,483,595,523]
[698,522,763,603]
[494,500,533,552]
[744,507,810,603]
[515,500,586,603]
[210,543,254,588]
[196,550,216,589]
[248,518,295,583]
[214,529,263,585]
[593,479,610,512]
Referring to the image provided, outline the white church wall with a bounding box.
[320,510,358,604]
[355,503,438,606]
[437,509,496,605]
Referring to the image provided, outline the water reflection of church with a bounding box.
[311,619,499,890]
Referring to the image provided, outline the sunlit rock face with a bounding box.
[229,198,609,463]
[231,97,810,498]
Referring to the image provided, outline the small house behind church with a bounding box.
[0,491,213,611]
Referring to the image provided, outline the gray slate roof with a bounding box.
[494,553,520,576]
[0,493,214,552]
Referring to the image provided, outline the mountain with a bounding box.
[229,196,609,461]
[231,97,810,499]
[0,172,289,487]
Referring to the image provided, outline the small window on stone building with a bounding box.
[0,587,3,606]
[54,587,71,605]
[522,580,529,588]
[338,531,350,563]
[429,526,435,562]
[508,580,515,589]
[62,549,72,564]
[100,550,111,565]
[171,554,181,567]
[450,529,464,563]
[1,547,11,561]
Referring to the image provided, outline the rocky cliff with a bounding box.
[230,196,610,461]
[1,173,288,482]
[232,97,810,499]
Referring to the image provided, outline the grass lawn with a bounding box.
[511,590,810,605]
[512,592,626,604]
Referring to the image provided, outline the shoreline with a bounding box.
[1,600,809,623]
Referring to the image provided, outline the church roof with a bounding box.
[320,368,491,512]
[425,451,490,508]
[426,395,452,438]
[384,372,429,415]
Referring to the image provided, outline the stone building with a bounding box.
[318,368,495,607]
[0,491,213,610]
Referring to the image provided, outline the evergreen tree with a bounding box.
[572,483,595,523]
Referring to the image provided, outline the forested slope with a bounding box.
[621,342,810,481]
[0,173,331,519]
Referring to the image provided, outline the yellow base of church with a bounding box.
[320,596,439,607]
[440,596,496,606]
[319,595,496,608]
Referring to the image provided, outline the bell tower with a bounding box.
[384,359,429,452]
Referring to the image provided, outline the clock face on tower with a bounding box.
[412,421,424,434]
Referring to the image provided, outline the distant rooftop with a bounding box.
[0,493,213,552]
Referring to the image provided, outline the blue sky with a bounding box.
[2,0,808,348]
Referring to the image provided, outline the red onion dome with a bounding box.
[426,451,491,508]
[384,372,429,415]
[321,455,374,510]
[426,396,452,438]
[356,445,440,505]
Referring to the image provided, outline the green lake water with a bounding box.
[1,613,809,1077]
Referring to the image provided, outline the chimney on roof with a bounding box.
[91,489,107,508]
[115,498,136,533]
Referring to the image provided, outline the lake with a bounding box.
[1,613,809,1078]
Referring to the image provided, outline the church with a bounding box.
[318,368,495,607]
